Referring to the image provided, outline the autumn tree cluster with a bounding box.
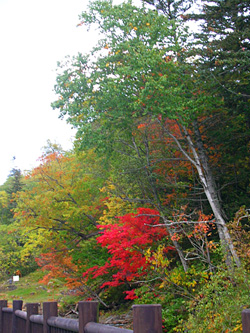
[1,0,250,331]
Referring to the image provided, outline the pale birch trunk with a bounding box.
[191,120,240,267]
[161,119,240,267]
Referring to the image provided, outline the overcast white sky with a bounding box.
[0,0,98,185]
[0,0,144,185]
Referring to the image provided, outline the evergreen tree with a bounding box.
[4,168,23,224]
[143,0,192,18]
[189,0,250,215]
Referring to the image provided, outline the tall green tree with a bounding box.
[142,0,192,18]
[143,0,250,216]
[0,168,23,224]
[176,0,250,215]
[141,0,250,257]
[52,0,240,267]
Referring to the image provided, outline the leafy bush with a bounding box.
[179,266,250,332]
[135,285,187,333]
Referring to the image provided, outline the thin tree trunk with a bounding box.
[161,118,240,267]
[161,216,188,272]
[131,133,189,272]
[188,121,240,267]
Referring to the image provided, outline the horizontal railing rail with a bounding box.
[15,310,27,320]
[29,314,43,325]
[47,316,79,332]
[2,307,13,314]
[29,314,43,333]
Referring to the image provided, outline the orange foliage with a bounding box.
[36,248,83,290]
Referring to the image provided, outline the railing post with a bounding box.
[0,300,7,333]
[12,300,23,333]
[26,303,39,333]
[43,302,58,333]
[133,304,162,333]
[78,301,98,332]
[242,309,250,333]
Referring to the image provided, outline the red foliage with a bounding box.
[124,289,138,300]
[83,208,169,298]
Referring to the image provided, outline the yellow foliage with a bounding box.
[0,191,8,208]
[146,244,210,293]
[98,183,136,225]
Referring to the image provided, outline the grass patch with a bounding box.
[0,270,81,311]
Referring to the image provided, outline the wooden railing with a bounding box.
[0,300,163,333]
[2,300,250,332]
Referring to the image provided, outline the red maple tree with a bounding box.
[83,207,172,299]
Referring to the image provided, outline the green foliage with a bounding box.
[136,286,186,333]
[133,260,211,332]
[52,0,206,152]
[0,222,39,280]
[143,0,192,18]
[14,150,105,246]
[0,190,8,224]
[0,168,24,225]
[228,207,250,269]
[187,0,250,217]
[99,284,133,310]
[180,266,250,332]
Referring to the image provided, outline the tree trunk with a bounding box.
[188,121,240,267]
[162,119,240,267]
[162,216,189,272]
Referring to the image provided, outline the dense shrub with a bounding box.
[179,266,250,332]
